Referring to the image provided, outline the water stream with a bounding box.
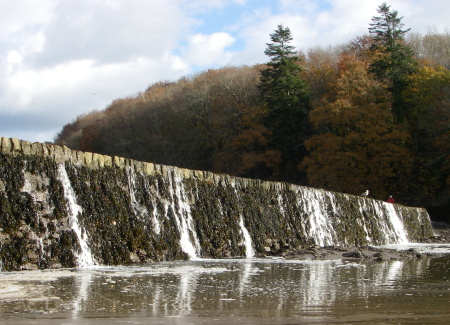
[57,165,96,267]
[1,254,449,324]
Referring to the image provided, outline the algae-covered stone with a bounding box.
[0,137,436,271]
[30,142,44,156]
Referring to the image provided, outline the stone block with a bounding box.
[194,170,203,180]
[161,165,171,177]
[143,162,155,175]
[133,160,143,172]
[46,144,55,158]
[103,155,112,167]
[62,146,72,162]
[92,153,103,168]
[76,151,85,165]
[21,141,32,155]
[183,168,191,179]
[71,151,80,164]
[84,152,93,166]
[0,137,11,153]
[11,138,21,153]
[30,142,44,155]
[54,145,65,163]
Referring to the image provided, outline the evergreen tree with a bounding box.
[368,2,418,122]
[258,24,312,183]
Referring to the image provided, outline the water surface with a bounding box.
[1,255,449,324]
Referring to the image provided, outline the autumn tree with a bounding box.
[258,24,312,182]
[402,65,450,208]
[407,29,450,69]
[302,55,414,199]
[368,2,418,122]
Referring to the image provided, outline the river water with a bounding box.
[1,248,450,324]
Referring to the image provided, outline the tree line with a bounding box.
[55,3,449,220]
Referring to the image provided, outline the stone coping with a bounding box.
[0,137,289,190]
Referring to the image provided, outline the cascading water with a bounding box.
[127,167,149,219]
[230,180,255,258]
[239,215,255,258]
[167,169,201,259]
[57,165,96,267]
[295,187,338,247]
[382,202,409,244]
[359,198,410,245]
[0,137,435,271]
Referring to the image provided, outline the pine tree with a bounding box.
[258,24,312,183]
[368,2,418,122]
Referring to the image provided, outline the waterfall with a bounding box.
[360,198,410,244]
[382,202,409,244]
[239,215,255,258]
[167,169,201,259]
[127,167,148,219]
[295,187,338,246]
[0,137,435,270]
[57,165,96,267]
[145,180,161,235]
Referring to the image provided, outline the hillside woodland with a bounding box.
[55,4,450,220]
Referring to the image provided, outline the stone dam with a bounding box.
[0,137,433,271]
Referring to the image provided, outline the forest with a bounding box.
[54,4,450,220]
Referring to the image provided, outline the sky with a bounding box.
[1,0,448,143]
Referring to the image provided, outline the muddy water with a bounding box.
[0,255,449,324]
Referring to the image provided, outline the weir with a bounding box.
[0,137,434,271]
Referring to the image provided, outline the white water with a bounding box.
[57,165,96,267]
[147,181,161,235]
[126,167,148,220]
[295,187,337,247]
[167,169,201,259]
[239,215,255,257]
[230,180,255,258]
[383,202,409,243]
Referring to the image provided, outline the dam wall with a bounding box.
[0,137,433,271]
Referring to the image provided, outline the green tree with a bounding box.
[368,2,418,122]
[258,24,312,183]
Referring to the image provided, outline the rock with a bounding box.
[342,251,363,258]
[130,252,141,263]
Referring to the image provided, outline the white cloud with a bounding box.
[184,32,236,67]
[0,0,448,143]
[0,0,56,40]
[29,0,188,67]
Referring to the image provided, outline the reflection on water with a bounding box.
[0,256,449,324]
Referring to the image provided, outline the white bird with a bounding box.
[360,190,369,197]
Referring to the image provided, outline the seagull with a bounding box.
[360,190,369,197]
